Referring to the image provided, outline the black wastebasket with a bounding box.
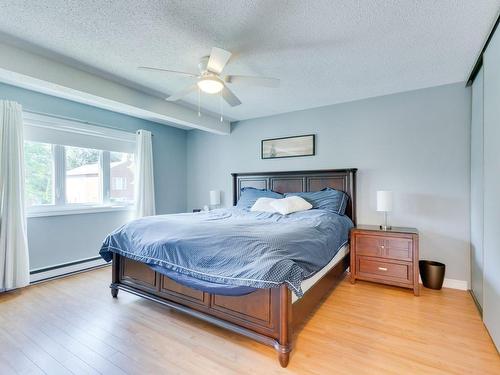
[419,260,445,290]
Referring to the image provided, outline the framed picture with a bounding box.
[261,134,315,159]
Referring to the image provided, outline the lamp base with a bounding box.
[380,225,392,231]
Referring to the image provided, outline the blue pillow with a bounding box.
[284,188,348,215]
[236,187,283,210]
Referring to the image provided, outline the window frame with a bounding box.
[24,112,136,217]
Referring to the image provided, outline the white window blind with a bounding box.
[23,112,135,153]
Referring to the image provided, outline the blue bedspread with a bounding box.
[99,208,353,297]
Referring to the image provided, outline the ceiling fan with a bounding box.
[138,47,280,107]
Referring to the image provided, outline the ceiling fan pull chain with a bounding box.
[220,91,224,122]
[198,88,201,117]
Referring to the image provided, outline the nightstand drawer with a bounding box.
[356,235,385,257]
[354,235,413,261]
[385,238,413,261]
[357,257,411,283]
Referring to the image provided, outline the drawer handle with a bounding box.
[379,245,385,249]
[378,267,388,271]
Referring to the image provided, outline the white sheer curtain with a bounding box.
[0,101,30,291]
[134,129,155,218]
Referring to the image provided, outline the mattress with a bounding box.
[292,244,349,303]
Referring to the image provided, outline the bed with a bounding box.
[103,168,356,367]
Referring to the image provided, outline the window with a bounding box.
[65,146,102,204]
[113,177,125,190]
[110,152,135,204]
[24,141,54,207]
[23,112,136,215]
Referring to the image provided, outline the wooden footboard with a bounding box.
[110,252,349,367]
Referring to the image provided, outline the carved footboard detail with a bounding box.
[110,252,349,367]
[114,255,284,339]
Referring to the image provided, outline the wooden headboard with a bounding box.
[231,169,357,224]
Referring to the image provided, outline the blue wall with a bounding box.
[187,83,471,283]
[0,80,473,285]
[0,83,187,269]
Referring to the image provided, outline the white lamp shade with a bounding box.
[210,190,221,206]
[377,190,393,212]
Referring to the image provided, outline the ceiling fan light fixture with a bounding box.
[197,76,224,94]
[143,47,275,107]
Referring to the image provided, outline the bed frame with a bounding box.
[110,168,357,367]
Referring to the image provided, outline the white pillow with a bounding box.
[250,197,280,213]
[270,196,312,215]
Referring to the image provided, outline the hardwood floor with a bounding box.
[0,267,498,374]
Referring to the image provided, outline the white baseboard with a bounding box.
[418,276,468,291]
[442,278,468,291]
[30,257,109,283]
[418,275,468,291]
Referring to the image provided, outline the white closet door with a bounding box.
[470,67,484,309]
[483,25,500,352]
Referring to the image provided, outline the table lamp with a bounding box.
[377,190,393,230]
[209,190,221,209]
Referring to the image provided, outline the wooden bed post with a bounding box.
[277,284,292,367]
[111,253,119,298]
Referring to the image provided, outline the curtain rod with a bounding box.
[466,12,500,87]
[22,108,152,136]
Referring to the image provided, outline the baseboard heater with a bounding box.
[30,256,109,284]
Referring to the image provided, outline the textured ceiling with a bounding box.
[0,1,499,121]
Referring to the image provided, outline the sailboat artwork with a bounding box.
[261,134,315,159]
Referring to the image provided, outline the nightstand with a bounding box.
[350,225,419,296]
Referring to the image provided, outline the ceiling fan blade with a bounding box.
[221,86,242,107]
[207,47,232,74]
[138,66,198,77]
[224,75,280,88]
[166,84,198,102]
